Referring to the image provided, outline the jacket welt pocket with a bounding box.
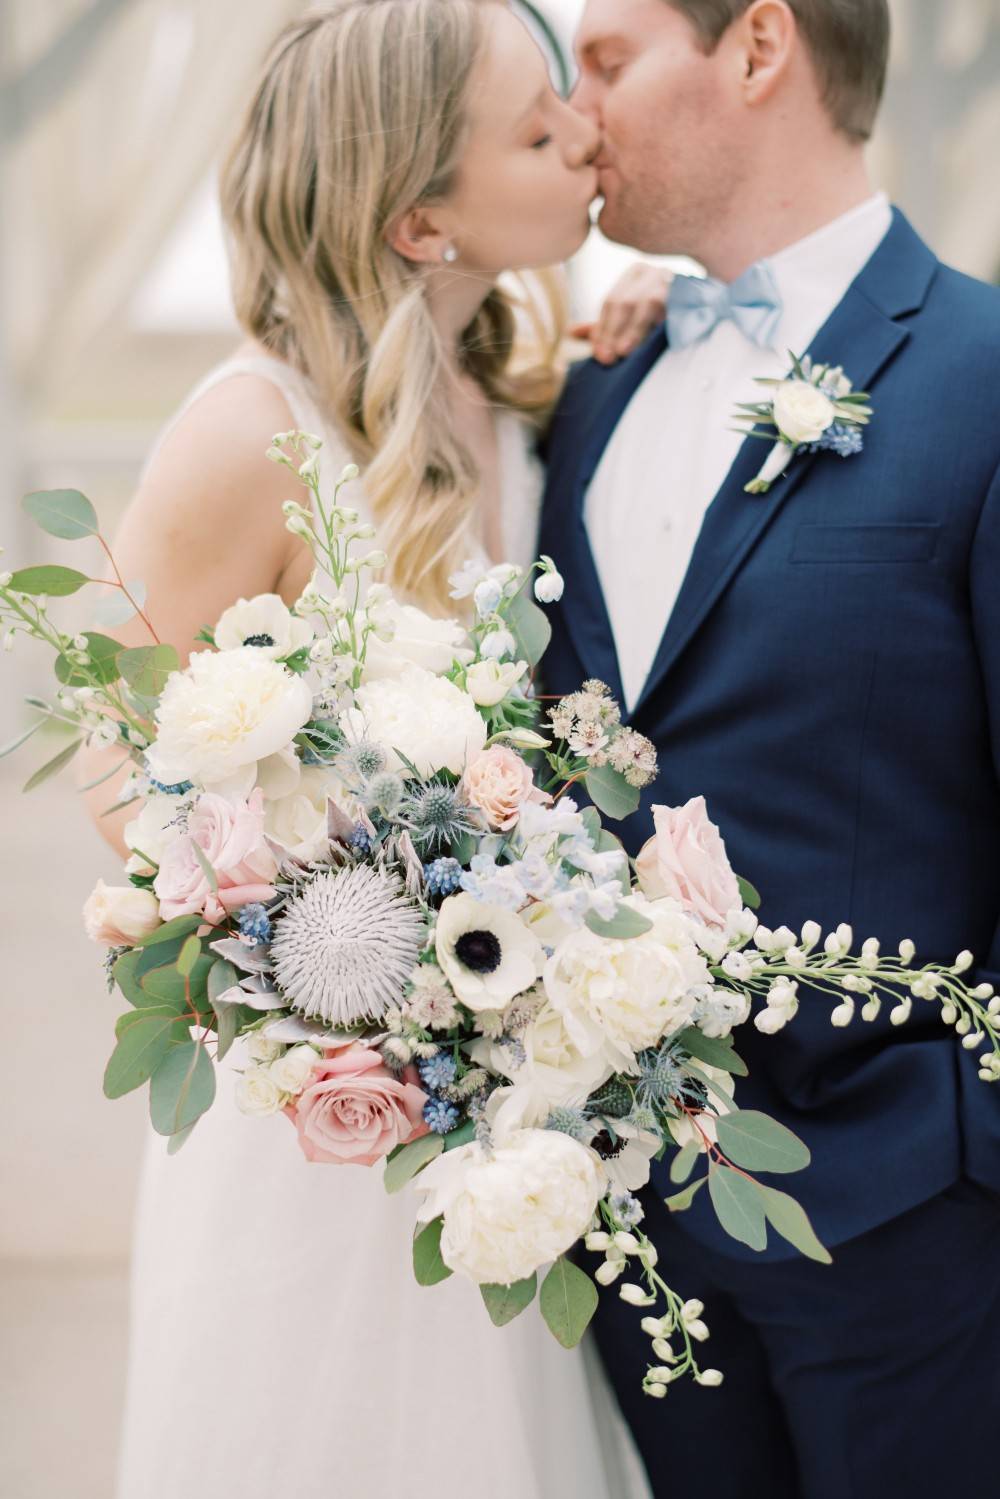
[789,523,940,564]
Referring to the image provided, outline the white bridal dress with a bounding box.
[115,353,652,1499]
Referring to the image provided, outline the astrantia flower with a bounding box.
[214,593,314,659]
[270,866,425,1025]
[145,646,313,792]
[435,893,545,1012]
[403,963,461,1030]
[340,664,487,778]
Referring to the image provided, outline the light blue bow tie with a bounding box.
[666,261,782,350]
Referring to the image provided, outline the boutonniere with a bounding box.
[733,353,872,495]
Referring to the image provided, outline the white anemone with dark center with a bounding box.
[435,892,544,1013]
[270,865,425,1026]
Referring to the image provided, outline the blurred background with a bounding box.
[1,1,998,1494]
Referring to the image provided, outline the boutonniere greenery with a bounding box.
[734,353,872,495]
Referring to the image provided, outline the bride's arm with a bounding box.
[76,374,301,861]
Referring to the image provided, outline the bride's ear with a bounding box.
[386,206,453,266]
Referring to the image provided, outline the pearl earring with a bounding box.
[442,243,458,264]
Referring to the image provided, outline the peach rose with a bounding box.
[284,1045,429,1166]
[153,787,277,925]
[83,880,161,945]
[460,745,551,832]
[635,797,741,928]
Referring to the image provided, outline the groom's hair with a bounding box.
[664,0,890,141]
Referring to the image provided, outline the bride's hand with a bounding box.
[570,262,672,365]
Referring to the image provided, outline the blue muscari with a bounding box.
[812,422,864,458]
[349,823,373,854]
[423,857,464,897]
[148,775,194,795]
[424,1097,461,1134]
[238,903,272,944]
[418,1053,457,1092]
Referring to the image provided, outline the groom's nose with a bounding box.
[568,71,603,128]
[564,107,602,169]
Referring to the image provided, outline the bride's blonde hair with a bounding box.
[220,0,567,611]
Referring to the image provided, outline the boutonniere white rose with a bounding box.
[734,353,873,495]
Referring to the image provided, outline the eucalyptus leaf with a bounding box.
[757,1184,832,1264]
[141,955,214,1011]
[707,1165,768,1251]
[0,718,45,759]
[676,1027,749,1077]
[114,1005,188,1040]
[736,875,762,910]
[585,904,653,940]
[481,1273,537,1326]
[412,1217,453,1286]
[54,631,122,687]
[383,1133,444,1193]
[443,1119,476,1152]
[584,763,641,821]
[506,586,552,668]
[149,1040,216,1136]
[103,1010,188,1099]
[113,949,146,1007]
[213,1001,240,1061]
[22,737,82,792]
[664,1176,707,1213]
[22,488,99,540]
[539,1257,598,1349]
[136,914,202,948]
[176,934,203,978]
[8,564,89,596]
[669,1141,699,1185]
[167,1122,198,1155]
[90,580,147,629]
[207,959,238,1005]
[715,1111,811,1175]
[118,644,179,697]
[135,937,185,978]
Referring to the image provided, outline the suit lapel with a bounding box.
[628,209,938,719]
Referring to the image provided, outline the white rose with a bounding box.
[145,647,314,790]
[83,880,162,946]
[543,896,708,1069]
[413,1126,604,1285]
[264,766,349,862]
[245,1033,284,1064]
[464,658,528,707]
[234,1070,285,1117]
[771,379,835,444]
[341,665,487,778]
[361,600,473,681]
[214,594,314,659]
[267,1043,319,1094]
[123,792,186,875]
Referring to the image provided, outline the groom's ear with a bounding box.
[385,206,451,266]
[734,0,796,105]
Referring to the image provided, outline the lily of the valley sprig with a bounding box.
[734,352,873,495]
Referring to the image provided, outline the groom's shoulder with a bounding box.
[545,330,664,454]
[919,259,1000,367]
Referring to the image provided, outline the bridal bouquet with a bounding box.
[4,432,999,1397]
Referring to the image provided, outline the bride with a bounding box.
[80,4,665,1495]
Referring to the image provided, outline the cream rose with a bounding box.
[235,1070,285,1117]
[464,658,528,708]
[361,600,473,681]
[413,1126,605,1285]
[264,766,349,863]
[341,665,487,778]
[268,1043,321,1095]
[460,745,550,831]
[772,379,835,444]
[83,880,161,946]
[635,797,741,928]
[145,646,314,790]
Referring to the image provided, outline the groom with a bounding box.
[539,1,1000,1494]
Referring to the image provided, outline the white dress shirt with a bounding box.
[584,192,894,713]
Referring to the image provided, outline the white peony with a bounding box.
[361,600,473,681]
[213,594,313,659]
[435,893,545,1011]
[464,658,528,707]
[264,765,349,863]
[145,647,314,791]
[234,1070,286,1117]
[772,379,835,444]
[543,896,709,1070]
[341,665,487,778]
[472,1001,613,1121]
[123,792,187,875]
[413,1125,605,1285]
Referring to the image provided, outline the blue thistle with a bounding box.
[418,1053,457,1092]
[400,781,479,854]
[238,903,272,945]
[423,856,464,897]
[544,1107,596,1143]
[424,1097,461,1134]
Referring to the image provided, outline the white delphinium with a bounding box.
[754,978,800,1034]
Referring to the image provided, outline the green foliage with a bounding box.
[117,644,179,697]
[708,1165,767,1250]
[506,587,552,667]
[22,488,99,540]
[669,1141,699,1185]
[22,737,82,792]
[8,565,89,596]
[481,1274,537,1326]
[103,1010,189,1099]
[383,1133,444,1193]
[539,1257,598,1348]
[663,1176,707,1213]
[412,1217,453,1286]
[756,1184,831,1263]
[715,1111,811,1175]
[585,904,653,940]
[584,762,641,821]
[135,914,202,948]
[737,875,762,910]
[676,1027,749,1077]
[54,632,123,688]
[149,1040,216,1136]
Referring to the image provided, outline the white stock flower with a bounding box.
[267,1043,320,1094]
[234,1070,286,1117]
[772,379,835,444]
[361,599,472,681]
[464,658,528,707]
[213,594,313,659]
[341,665,486,778]
[435,893,545,1012]
[543,896,708,1069]
[145,647,314,791]
[412,1125,604,1285]
[264,765,349,863]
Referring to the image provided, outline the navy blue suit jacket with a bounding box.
[538,210,1000,1258]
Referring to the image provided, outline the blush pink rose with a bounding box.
[635,796,741,928]
[284,1045,429,1166]
[153,787,277,925]
[461,744,551,831]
